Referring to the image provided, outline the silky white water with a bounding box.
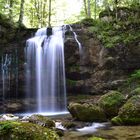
[25,25,82,115]
[25,27,67,113]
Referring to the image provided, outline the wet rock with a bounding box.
[28,114,55,128]
[68,103,106,122]
[112,95,140,125]
[98,91,125,118]
[0,114,19,121]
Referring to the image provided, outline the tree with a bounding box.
[9,0,13,19]
[87,0,91,18]
[18,0,25,26]
[94,0,97,19]
[48,0,51,27]
[83,0,88,17]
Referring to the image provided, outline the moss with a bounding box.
[128,87,140,98]
[112,95,140,125]
[88,136,105,140]
[87,7,140,48]
[28,114,55,128]
[66,79,77,87]
[112,116,140,125]
[68,103,106,122]
[80,18,94,26]
[98,91,125,118]
[62,122,76,129]
[0,121,59,140]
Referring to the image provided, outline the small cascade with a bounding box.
[0,51,19,112]
[1,54,12,101]
[68,25,83,56]
[25,27,67,113]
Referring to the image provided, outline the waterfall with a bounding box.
[68,25,83,56]
[25,27,67,113]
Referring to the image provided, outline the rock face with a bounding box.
[112,95,140,125]
[65,22,140,94]
[98,91,125,118]
[68,103,106,122]
[0,12,140,113]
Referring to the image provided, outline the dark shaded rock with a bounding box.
[68,103,106,122]
[98,91,125,118]
[112,95,140,125]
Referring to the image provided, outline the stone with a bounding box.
[28,114,55,128]
[111,95,140,125]
[0,114,19,121]
[0,121,59,140]
[98,91,125,118]
[68,103,106,122]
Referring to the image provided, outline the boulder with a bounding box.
[98,91,125,118]
[0,114,19,121]
[0,121,59,140]
[28,114,55,128]
[68,103,106,122]
[112,95,140,125]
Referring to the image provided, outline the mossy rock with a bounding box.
[81,18,94,26]
[68,103,106,122]
[98,91,125,118]
[88,136,105,140]
[62,121,77,129]
[0,121,59,140]
[128,87,140,98]
[28,114,55,128]
[112,95,140,125]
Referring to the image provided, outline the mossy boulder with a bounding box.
[28,114,55,128]
[81,18,94,26]
[98,91,125,118]
[68,103,106,122]
[0,121,59,140]
[111,95,140,125]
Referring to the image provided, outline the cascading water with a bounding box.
[0,51,18,113]
[25,26,67,114]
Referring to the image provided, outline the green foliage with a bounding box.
[130,70,140,80]
[127,70,140,87]
[87,5,140,48]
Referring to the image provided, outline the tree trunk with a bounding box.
[48,0,51,27]
[9,0,13,19]
[94,0,97,19]
[83,0,88,17]
[87,0,91,18]
[18,0,25,26]
[114,0,118,20]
